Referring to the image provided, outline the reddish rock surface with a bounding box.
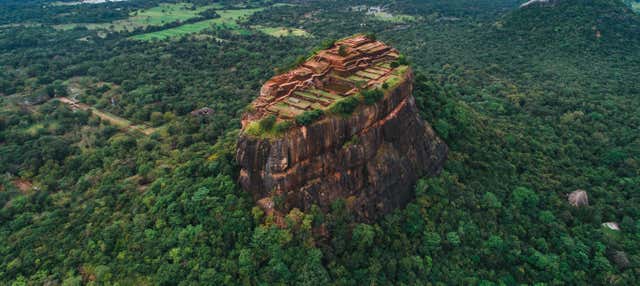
[236,35,447,221]
[243,34,401,124]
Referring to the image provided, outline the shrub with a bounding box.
[321,39,336,49]
[385,76,401,87]
[150,111,164,127]
[343,135,360,148]
[245,118,294,138]
[294,55,306,66]
[365,32,377,41]
[295,109,324,126]
[244,104,255,112]
[259,114,276,130]
[382,82,389,89]
[274,120,293,133]
[328,96,360,115]
[398,55,409,65]
[338,45,348,56]
[361,89,384,105]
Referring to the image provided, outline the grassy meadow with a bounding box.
[51,2,308,41]
[370,12,416,23]
[54,3,220,32]
[252,25,310,37]
[130,8,263,41]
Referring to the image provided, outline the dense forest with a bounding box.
[1,0,639,285]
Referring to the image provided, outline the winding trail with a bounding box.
[56,97,156,135]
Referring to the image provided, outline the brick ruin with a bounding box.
[243,35,401,125]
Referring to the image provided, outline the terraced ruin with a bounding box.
[238,35,447,221]
[243,34,404,125]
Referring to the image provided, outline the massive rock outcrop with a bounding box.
[236,35,447,222]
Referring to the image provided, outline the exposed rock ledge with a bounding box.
[236,69,448,221]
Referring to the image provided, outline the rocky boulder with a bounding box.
[568,189,589,207]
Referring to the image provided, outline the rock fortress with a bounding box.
[236,34,448,222]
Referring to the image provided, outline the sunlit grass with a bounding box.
[54,3,221,32]
[252,25,310,37]
[130,8,263,41]
[370,12,416,23]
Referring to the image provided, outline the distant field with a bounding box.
[0,23,41,29]
[54,3,220,32]
[130,19,220,40]
[370,12,416,23]
[633,2,640,13]
[130,8,263,41]
[51,3,303,41]
[253,25,310,37]
[52,0,128,5]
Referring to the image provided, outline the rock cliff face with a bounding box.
[236,35,447,221]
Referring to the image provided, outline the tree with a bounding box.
[422,231,441,253]
[295,110,323,126]
[338,45,347,56]
[511,187,539,210]
[352,224,375,249]
[259,114,276,130]
[150,111,163,126]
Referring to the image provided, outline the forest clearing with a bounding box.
[251,25,310,37]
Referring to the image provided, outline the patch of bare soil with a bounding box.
[12,179,33,193]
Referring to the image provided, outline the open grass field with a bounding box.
[253,25,310,37]
[51,3,293,40]
[54,3,221,32]
[52,0,129,5]
[129,3,221,27]
[89,107,131,129]
[370,12,416,23]
[130,8,263,41]
[129,19,220,40]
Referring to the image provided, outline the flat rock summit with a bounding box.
[236,35,448,222]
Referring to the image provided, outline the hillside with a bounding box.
[486,0,640,105]
[502,0,640,50]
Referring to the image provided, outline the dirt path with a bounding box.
[12,179,33,193]
[56,97,156,135]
